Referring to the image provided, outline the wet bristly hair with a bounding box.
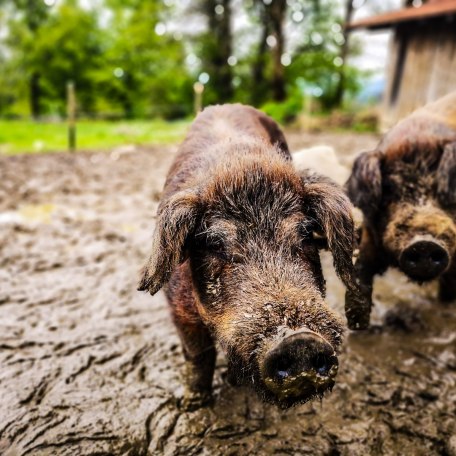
[138,141,364,405]
[139,139,367,344]
[138,143,360,295]
[346,99,456,220]
[344,93,456,301]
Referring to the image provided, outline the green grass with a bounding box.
[0,119,191,155]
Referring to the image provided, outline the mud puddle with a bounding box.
[0,132,455,455]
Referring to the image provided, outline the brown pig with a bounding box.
[139,104,366,409]
[346,92,456,324]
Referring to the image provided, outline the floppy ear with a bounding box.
[437,142,456,207]
[258,114,290,158]
[303,174,371,329]
[138,190,200,295]
[345,150,382,219]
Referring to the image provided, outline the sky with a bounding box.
[349,0,403,74]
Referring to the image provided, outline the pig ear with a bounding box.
[345,150,382,218]
[257,115,290,157]
[437,142,456,207]
[138,190,200,295]
[303,174,371,329]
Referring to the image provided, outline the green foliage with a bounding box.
[285,0,364,110]
[0,0,366,122]
[0,0,194,119]
[99,0,193,118]
[261,89,303,125]
[30,2,103,114]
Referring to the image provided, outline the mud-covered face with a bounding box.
[348,140,456,284]
[383,202,456,282]
[187,167,344,406]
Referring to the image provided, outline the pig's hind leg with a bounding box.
[166,264,216,411]
[439,258,456,302]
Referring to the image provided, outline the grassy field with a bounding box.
[0,119,191,155]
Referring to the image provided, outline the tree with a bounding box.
[0,0,193,119]
[206,0,233,102]
[1,0,52,118]
[192,0,234,104]
[249,0,287,104]
[32,0,104,115]
[0,0,366,120]
[267,0,287,101]
[102,0,193,118]
[334,0,355,106]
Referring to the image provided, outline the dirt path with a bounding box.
[0,132,455,456]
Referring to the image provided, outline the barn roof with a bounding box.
[349,0,456,30]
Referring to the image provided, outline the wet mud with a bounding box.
[0,132,455,455]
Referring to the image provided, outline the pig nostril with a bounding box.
[277,370,289,380]
[312,355,332,376]
[271,356,293,380]
[406,251,420,264]
[430,250,445,264]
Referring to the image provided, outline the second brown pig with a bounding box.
[346,92,456,325]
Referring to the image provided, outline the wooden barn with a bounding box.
[349,0,456,127]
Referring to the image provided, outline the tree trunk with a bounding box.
[250,7,270,106]
[205,0,233,102]
[268,0,287,102]
[334,0,354,107]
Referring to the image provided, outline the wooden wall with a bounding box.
[382,17,456,128]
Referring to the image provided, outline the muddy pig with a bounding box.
[346,92,456,325]
[139,104,366,409]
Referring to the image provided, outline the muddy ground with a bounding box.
[0,131,455,456]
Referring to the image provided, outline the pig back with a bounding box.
[162,104,290,199]
[379,92,456,162]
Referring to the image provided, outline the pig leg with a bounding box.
[439,258,456,302]
[175,321,216,410]
[166,264,216,410]
[345,226,386,328]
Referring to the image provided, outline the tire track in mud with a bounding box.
[0,134,455,455]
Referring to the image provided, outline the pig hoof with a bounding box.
[181,390,212,411]
[345,291,372,330]
[347,317,370,331]
[345,306,370,330]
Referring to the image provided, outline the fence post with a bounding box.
[193,82,204,116]
[67,81,76,152]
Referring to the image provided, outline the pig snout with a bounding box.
[399,239,449,281]
[261,331,338,403]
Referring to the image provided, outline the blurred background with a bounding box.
[0,0,455,153]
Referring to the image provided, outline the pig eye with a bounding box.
[205,238,229,260]
[299,221,327,248]
[312,231,328,249]
[299,221,315,240]
[205,238,244,264]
